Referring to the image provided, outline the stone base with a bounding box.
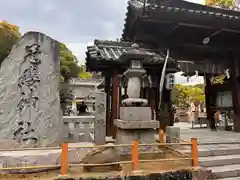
[115,129,157,155]
[0,142,94,174]
[120,107,152,121]
[166,126,180,148]
[114,119,159,129]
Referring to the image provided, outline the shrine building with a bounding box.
[86,0,240,136]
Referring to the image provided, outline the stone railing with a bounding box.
[62,91,107,144]
[63,116,95,142]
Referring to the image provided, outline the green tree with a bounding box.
[171,84,205,109]
[188,85,205,105]
[206,0,235,9]
[172,84,191,108]
[0,22,80,113]
[0,21,21,65]
[59,43,81,112]
[0,21,80,81]
[60,43,80,82]
[79,65,93,79]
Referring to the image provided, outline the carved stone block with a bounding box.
[120,107,152,121]
[94,91,106,145]
[114,119,159,129]
[0,32,62,148]
[166,126,180,148]
[115,129,157,155]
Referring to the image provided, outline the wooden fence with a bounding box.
[60,130,198,175]
[0,130,198,175]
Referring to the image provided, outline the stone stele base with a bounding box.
[0,143,94,174]
[120,107,152,121]
[114,128,159,155]
[115,106,159,155]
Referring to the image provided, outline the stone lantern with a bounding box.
[114,43,159,154]
[122,59,148,106]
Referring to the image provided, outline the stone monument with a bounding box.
[0,32,62,148]
[114,44,159,154]
[94,91,106,145]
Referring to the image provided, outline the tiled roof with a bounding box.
[86,39,230,75]
[130,0,240,20]
[86,39,176,64]
[122,0,240,40]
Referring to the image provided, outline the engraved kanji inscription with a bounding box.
[96,103,105,114]
[13,44,41,146]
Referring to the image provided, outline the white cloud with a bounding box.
[184,76,204,85]
[186,0,205,4]
[175,72,204,85]
[66,42,94,65]
[1,0,206,85]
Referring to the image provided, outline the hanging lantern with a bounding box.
[225,69,230,79]
[195,70,199,77]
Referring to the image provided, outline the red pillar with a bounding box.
[104,75,111,136]
[112,71,119,138]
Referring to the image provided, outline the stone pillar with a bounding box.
[94,91,107,145]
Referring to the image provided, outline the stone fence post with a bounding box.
[94,91,106,145]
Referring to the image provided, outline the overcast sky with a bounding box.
[0,0,204,84]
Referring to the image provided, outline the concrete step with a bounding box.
[200,154,240,167]
[210,164,240,179]
[179,144,240,157]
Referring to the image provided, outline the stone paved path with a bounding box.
[172,123,240,179]
[174,122,240,144]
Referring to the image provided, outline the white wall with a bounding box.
[71,86,97,99]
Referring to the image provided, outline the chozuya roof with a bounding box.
[86,39,176,64]
[86,39,229,75]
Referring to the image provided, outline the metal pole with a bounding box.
[158,49,170,110]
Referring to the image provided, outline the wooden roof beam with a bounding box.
[140,18,240,34]
[173,43,235,52]
[178,22,240,34]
